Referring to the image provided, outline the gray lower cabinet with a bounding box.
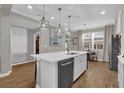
[58,58,74,88]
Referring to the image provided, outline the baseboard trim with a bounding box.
[12,60,35,66]
[0,70,12,78]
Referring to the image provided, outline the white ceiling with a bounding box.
[11,4,123,30]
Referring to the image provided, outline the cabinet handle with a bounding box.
[61,61,72,66]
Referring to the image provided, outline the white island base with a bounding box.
[32,51,88,88]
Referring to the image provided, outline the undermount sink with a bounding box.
[67,52,79,55]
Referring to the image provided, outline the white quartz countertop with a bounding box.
[31,51,88,63]
[118,54,124,64]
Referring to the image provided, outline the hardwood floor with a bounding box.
[0,62,36,88]
[72,61,118,88]
[0,61,118,88]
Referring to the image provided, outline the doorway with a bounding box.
[34,32,40,54]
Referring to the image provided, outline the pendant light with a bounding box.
[66,15,71,37]
[83,24,88,32]
[57,8,64,33]
[40,4,49,29]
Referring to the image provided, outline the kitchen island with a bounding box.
[31,51,88,88]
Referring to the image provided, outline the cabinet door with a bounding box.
[74,55,86,81]
[74,56,81,81]
[118,62,121,85]
[80,55,84,73]
[118,59,124,88]
[118,63,123,87]
[83,54,87,71]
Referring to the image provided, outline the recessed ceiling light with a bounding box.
[100,11,106,15]
[64,23,67,26]
[27,5,32,9]
[51,16,55,20]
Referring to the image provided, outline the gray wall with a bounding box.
[116,11,121,34]
[10,12,39,30]
[85,27,105,33]
[39,28,65,53]
[71,32,79,50]
[26,30,35,60]
[70,31,82,51]
[117,10,124,54]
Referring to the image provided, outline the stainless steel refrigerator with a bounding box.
[109,35,121,71]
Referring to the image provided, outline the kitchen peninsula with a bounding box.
[31,51,88,88]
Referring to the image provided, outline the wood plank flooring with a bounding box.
[71,61,118,88]
[0,62,36,88]
[0,61,118,88]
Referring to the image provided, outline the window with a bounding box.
[82,31,104,50]
[11,26,27,53]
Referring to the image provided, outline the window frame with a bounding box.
[82,31,104,50]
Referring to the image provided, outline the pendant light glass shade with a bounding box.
[40,4,50,29]
[65,15,71,38]
[57,24,64,33]
[57,8,64,33]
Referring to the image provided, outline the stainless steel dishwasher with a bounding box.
[58,58,74,88]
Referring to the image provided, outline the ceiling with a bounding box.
[11,4,123,30]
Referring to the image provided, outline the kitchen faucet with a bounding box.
[65,39,70,54]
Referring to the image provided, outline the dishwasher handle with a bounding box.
[61,61,73,66]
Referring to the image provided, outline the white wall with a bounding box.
[0,15,11,74]
[121,10,124,54]
[117,11,121,34]
[0,16,1,73]
[11,26,27,53]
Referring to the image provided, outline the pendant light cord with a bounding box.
[68,15,71,30]
[58,8,61,26]
[84,24,86,31]
[43,4,45,18]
